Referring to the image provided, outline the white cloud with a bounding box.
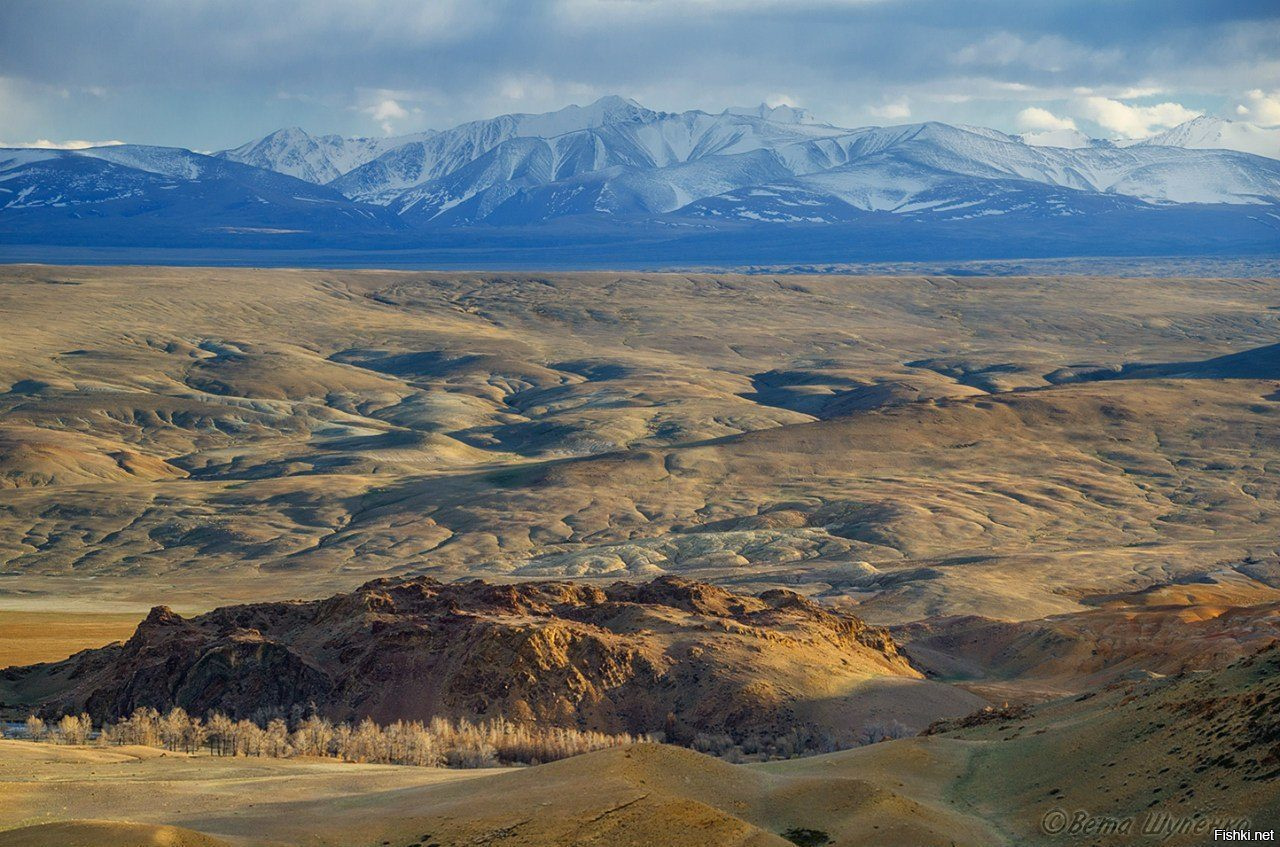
[1074,96,1200,138]
[1016,107,1076,132]
[1237,89,1280,126]
[0,138,125,149]
[869,97,911,121]
[1115,86,1163,99]
[369,99,408,121]
[364,98,409,134]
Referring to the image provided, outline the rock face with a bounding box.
[1,576,927,739]
[894,572,1280,696]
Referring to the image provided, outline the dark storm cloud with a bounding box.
[1,0,1276,148]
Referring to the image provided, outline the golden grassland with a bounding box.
[0,611,142,669]
[2,266,1279,623]
[2,645,1276,846]
[2,266,1280,845]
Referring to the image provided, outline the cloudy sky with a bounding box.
[2,0,1278,150]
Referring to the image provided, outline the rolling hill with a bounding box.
[3,646,1276,846]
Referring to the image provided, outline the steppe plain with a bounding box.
[1,265,1279,844]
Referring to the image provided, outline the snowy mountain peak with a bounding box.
[503,95,658,138]
[197,98,1280,229]
[725,103,818,125]
[8,104,1280,262]
[1136,116,1280,159]
[580,94,650,120]
[1020,128,1094,149]
[270,126,315,140]
[217,127,428,184]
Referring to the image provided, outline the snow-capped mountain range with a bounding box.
[2,97,1278,262]
[211,97,1280,224]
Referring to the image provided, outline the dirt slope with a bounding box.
[3,647,1275,846]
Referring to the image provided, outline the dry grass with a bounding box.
[2,265,1279,844]
[0,820,231,847]
[7,649,1275,846]
[0,739,495,845]
[0,611,141,669]
[2,266,1279,625]
[0,737,993,846]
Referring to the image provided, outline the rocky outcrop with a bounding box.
[1,576,927,740]
[895,597,1280,693]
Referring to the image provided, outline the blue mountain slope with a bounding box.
[0,146,397,246]
[3,99,1279,262]
[322,109,1280,232]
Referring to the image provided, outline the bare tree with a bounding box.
[24,714,47,741]
[184,716,208,754]
[57,713,92,745]
[291,714,335,758]
[333,723,354,761]
[263,718,291,758]
[858,719,912,745]
[206,712,236,756]
[159,707,190,751]
[58,707,646,769]
[236,720,266,757]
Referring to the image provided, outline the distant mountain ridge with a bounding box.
[1128,115,1280,159]
[2,96,1279,262]
[215,98,1280,225]
[0,145,396,243]
[214,127,431,184]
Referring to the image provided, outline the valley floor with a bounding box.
[2,267,1280,845]
[0,737,1000,847]
[4,640,1277,847]
[0,611,143,668]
